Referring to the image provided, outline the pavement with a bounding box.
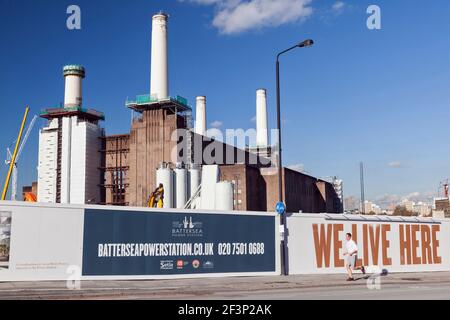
[1,272,450,300]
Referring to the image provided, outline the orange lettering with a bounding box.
[432,225,442,264]
[333,224,344,267]
[411,225,421,265]
[363,224,369,266]
[399,225,411,265]
[381,224,392,266]
[352,224,363,267]
[313,224,333,268]
[369,225,381,265]
[420,225,432,264]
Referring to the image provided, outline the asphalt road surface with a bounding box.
[1,272,450,300]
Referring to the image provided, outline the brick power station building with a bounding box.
[98,13,342,213]
[101,130,342,213]
[37,12,343,214]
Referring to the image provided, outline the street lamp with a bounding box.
[276,39,314,275]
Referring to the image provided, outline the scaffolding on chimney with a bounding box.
[125,94,191,113]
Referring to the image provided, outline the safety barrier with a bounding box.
[0,201,280,281]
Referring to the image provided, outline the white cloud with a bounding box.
[250,115,256,123]
[403,192,420,201]
[374,191,435,208]
[287,163,305,173]
[388,161,405,168]
[402,192,434,203]
[375,193,400,202]
[210,120,223,128]
[182,0,314,34]
[332,1,345,12]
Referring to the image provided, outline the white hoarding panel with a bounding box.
[287,214,450,274]
[0,202,84,281]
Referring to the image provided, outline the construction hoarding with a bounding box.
[2,201,450,281]
[0,202,280,281]
[286,213,450,274]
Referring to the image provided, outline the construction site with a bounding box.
[433,180,450,218]
[4,12,343,214]
[2,8,450,302]
[4,0,450,304]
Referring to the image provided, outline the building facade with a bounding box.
[37,65,104,204]
[37,110,104,204]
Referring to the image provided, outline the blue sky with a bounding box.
[0,0,449,205]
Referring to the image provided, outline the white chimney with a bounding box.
[63,65,85,107]
[256,89,268,147]
[150,13,169,100]
[195,96,206,136]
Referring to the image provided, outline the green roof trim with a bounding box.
[40,105,105,120]
[126,94,190,108]
[63,65,86,78]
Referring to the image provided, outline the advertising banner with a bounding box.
[287,214,450,274]
[82,209,278,277]
[0,202,279,281]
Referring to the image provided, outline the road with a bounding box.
[1,272,450,300]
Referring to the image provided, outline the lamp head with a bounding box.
[298,39,314,48]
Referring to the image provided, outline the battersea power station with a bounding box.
[36,12,343,214]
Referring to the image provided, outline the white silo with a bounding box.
[215,181,234,211]
[256,89,268,147]
[195,96,206,136]
[156,163,174,208]
[150,12,169,100]
[63,65,85,107]
[200,165,219,210]
[174,164,187,209]
[188,164,201,199]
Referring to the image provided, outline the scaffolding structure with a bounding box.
[99,134,130,206]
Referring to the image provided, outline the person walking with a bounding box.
[343,233,365,281]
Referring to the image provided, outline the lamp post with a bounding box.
[276,39,314,275]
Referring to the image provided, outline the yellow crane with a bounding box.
[1,107,29,201]
[5,114,38,200]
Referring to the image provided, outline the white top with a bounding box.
[346,240,358,256]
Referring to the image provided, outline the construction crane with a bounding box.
[2,107,30,200]
[4,113,37,201]
[438,179,450,198]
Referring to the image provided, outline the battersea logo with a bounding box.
[172,216,203,237]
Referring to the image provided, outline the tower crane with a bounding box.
[5,114,38,201]
[439,179,450,198]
